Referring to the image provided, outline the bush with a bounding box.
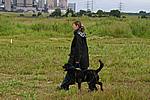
[37,12,42,16]
[122,16,126,18]
[32,14,36,17]
[20,14,24,16]
[109,10,121,18]
[141,15,148,19]
[50,8,61,17]
[96,10,103,17]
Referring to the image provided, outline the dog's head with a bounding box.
[62,63,75,71]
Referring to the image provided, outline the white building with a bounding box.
[16,0,23,7]
[38,0,45,9]
[12,0,17,6]
[68,3,76,12]
[26,0,33,7]
[16,0,35,12]
[16,0,33,7]
[59,0,67,10]
[47,0,57,10]
[5,0,11,11]
[0,0,2,4]
[0,0,4,10]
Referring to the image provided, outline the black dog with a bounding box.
[63,60,104,91]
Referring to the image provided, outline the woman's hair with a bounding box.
[73,21,85,32]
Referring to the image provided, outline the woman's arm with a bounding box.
[75,34,82,63]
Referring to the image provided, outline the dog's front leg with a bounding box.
[78,82,81,91]
[98,82,103,91]
[77,82,82,95]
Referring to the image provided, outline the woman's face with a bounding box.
[72,24,79,31]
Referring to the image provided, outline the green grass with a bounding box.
[0,13,150,99]
[0,37,150,100]
[0,13,150,38]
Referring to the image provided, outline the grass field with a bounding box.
[0,13,150,100]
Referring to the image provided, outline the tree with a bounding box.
[139,11,147,19]
[139,11,146,15]
[109,10,121,18]
[77,10,87,16]
[37,12,42,16]
[65,8,75,17]
[86,10,92,17]
[50,8,61,17]
[96,10,103,17]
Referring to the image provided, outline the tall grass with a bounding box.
[0,14,150,38]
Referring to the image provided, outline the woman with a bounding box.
[59,21,89,90]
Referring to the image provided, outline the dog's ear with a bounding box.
[62,65,65,68]
[62,63,67,68]
[62,63,69,71]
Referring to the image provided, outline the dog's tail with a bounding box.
[96,60,104,73]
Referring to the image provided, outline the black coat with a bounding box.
[68,29,89,69]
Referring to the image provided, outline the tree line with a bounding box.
[19,8,150,19]
[49,8,122,18]
[49,8,150,18]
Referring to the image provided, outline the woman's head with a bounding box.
[72,21,85,32]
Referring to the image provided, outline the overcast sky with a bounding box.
[69,0,150,13]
